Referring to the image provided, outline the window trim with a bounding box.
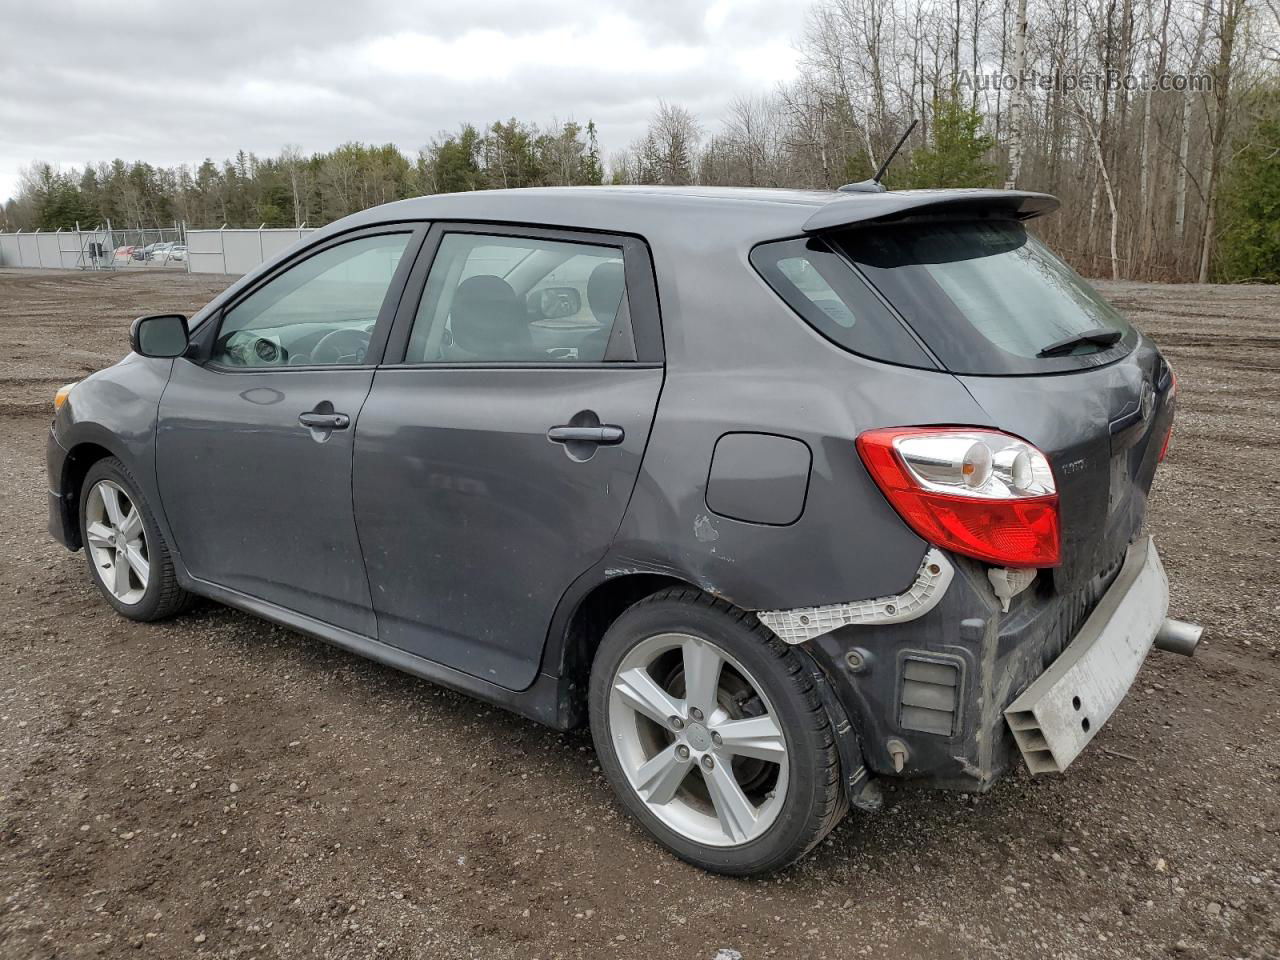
[382,221,665,368]
[188,223,429,373]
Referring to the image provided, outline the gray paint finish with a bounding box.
[353,365,662,690]
[156,361,378,635]
[45,187,1177,795]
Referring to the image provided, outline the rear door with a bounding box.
[352,224,664,690]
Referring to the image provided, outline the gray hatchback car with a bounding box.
[47,186,1199,875]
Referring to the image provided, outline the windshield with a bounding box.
[834,220,1135,375]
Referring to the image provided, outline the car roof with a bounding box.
[321,185,1059,246]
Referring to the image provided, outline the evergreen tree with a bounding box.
[901,99,996,189]
[1215,88,1280,283]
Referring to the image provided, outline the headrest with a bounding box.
[450,275,524,354]
[587,261,626,325]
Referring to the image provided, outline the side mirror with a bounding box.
[533,286,583,321]
[130,314,189,358]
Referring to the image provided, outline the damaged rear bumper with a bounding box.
[1004,536,1167,774]
[763,536,1191,792]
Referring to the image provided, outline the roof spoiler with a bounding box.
[803,189,1060,233]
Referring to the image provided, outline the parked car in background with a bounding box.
[168,244,187,262]
[112,245,135,262]
[46,186,1201,875]
[149,242,177,263]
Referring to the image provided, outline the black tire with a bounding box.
[588,587,846,875]
[79,457,191,622]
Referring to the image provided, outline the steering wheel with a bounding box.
[310,327,371,365]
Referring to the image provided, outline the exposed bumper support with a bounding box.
[756,548,954,645]
[1005,537,1171,775]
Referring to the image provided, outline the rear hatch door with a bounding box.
[957,344,1173,589]
[831,218,1174,589]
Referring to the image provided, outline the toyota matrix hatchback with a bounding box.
[47,186,1200,875]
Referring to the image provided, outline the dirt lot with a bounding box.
[0,268,1277,960]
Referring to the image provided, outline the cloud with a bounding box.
[0,0,802,205]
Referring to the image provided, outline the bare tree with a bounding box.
[1197,0,1247,282]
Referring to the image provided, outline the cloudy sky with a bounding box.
[0,0,806,204]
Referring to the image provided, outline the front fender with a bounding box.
[52,354,177,555]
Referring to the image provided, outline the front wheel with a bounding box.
[79,457,190,622]
[589,588,845,875]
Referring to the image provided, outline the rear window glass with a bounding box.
[834,220,1135,375]
[750,237,934,368]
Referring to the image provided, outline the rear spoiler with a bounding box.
[802,189,1060,233]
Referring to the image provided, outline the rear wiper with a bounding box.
[1036,327,1123,358]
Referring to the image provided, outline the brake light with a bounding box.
[856,427,1060,568]
[1158,367,1177,463]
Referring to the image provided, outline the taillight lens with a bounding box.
[856,427,1061,568]
[1158,366,1177,462]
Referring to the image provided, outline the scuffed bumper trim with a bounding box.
[1004,536,1168,774]
[756,549,954,644]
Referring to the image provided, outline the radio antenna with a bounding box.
[872,118,918,184]
[837,118,918,194]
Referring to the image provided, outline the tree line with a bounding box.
[4,0,1278,282]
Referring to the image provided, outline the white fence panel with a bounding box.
[35,232,61,267]
[185,229,229,275]
[185,227,316,275]
[0,233,19,266]
[223,232,267,276]
[18,233,39,267]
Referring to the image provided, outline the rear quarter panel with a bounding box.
[604,219,997,611]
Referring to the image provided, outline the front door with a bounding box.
[157,228,420,634]
[353,225,665,689]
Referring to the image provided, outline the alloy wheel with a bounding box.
[607,631,789,847]
[84,480,149,605]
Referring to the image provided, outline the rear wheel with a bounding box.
[589,588,845,875]
[79,457,190,622]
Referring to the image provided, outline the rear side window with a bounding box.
[750,237,934,368]
[404,233,634,364]
[834,221,1135,375]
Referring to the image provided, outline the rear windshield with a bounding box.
[834,220,1135,375]
[753,220,1136,376]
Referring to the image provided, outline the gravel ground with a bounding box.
[0,268,1277,960]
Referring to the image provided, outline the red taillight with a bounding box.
[1158,367,1177,463]
[856,427,1061,568]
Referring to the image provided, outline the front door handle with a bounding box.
[547,424,624,445]
[298,411,350,430]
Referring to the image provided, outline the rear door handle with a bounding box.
[547,424,624,445]
[298,412,350,430]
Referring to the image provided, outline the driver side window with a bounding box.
[212,233,411,367]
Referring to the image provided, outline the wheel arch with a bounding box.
[547,570,695,726]
[56,435,126,549]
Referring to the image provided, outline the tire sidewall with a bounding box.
[589,594,835,875]
[79,458,169,621]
